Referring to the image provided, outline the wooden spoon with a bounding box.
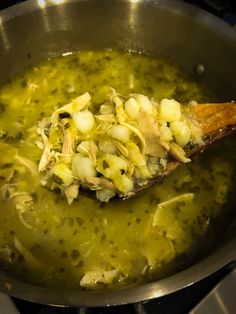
[123,102,236,199]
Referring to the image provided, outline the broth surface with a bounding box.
[0,50,235,290]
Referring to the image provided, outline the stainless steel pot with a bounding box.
[0,0,236,307]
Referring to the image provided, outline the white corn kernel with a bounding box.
[114,174,133,193]
[97,154,128,179]
[159,122,173,142]
[109,125,130,143]
[159,99,181,122]
[77,141,90,155]
[51,163,73,186]
[98,138,117,154]
[72,154,97,181]
[100,104,114,115]
[170,120,191,147]
[135,94,153,115]
[73,110,95,134]
[124,97,140,119]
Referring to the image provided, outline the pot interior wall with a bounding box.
[0,0,236,100]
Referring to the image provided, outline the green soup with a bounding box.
[0,50,235,290]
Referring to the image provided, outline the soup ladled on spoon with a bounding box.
[37,89,236,202]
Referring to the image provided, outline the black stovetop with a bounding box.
[1,0,236,313]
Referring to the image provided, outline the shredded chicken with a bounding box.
[15,155,38,176]
[138,111,168,157]
[0,247,12,264]
[64,184,79,204]
[85,176,115,190]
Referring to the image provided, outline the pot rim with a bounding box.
[0,0,236,43]
[0,0,236,40]
[0,0,236,307]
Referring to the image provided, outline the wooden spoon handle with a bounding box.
[192,102,236,137]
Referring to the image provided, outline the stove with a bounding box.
[0,0,236,313]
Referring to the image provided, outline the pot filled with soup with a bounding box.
[0,0,236,307]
